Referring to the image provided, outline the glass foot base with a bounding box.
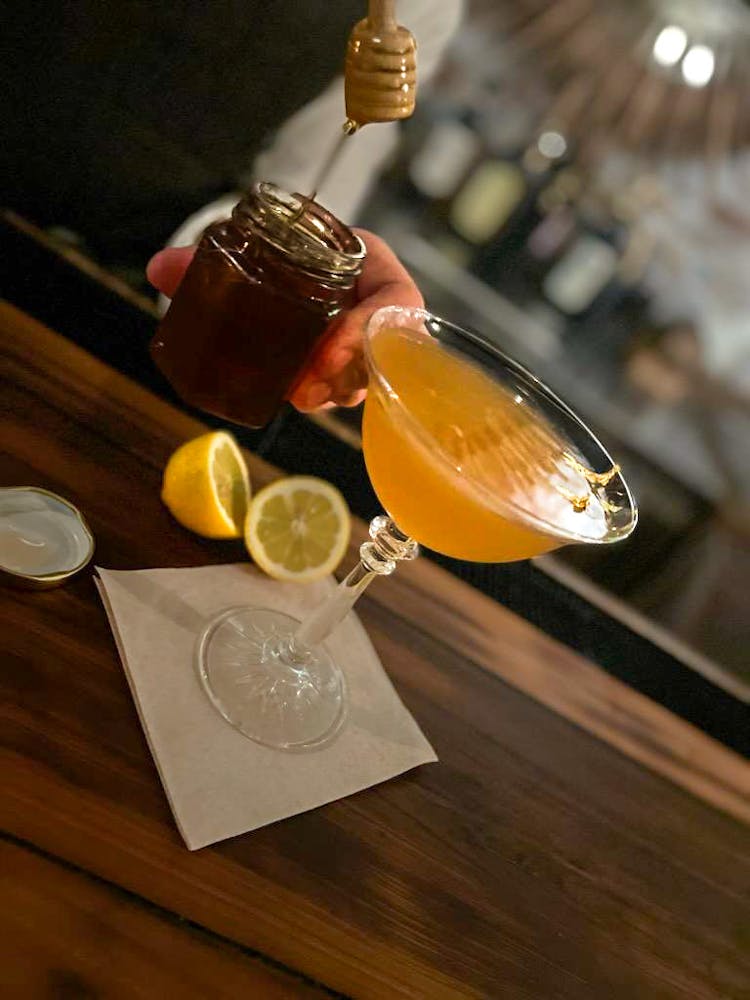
[197,606,346,750]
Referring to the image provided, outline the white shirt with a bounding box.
[164,0,465,252]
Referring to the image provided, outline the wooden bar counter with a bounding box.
[2,299,748,999]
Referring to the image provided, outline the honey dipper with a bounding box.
[293,1,417,209]
[344,0,418,129]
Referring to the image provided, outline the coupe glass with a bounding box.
[198,306,637,750]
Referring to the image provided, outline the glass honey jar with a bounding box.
[151,182,366,427]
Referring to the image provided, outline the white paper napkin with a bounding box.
[96,564,436,849]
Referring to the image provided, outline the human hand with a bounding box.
[146,228,423,411]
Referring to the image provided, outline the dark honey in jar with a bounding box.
[151,182,366,427]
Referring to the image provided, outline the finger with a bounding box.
[290,379,332,411]
[293,387,367,413]
[300,284,420,390]
[146,246,196,298]
[290,231,422,410]
[329,388,368,408]
[291,375,368,411]
[353,229,424,306]
[303,234,423,383]
[288,323,365,409]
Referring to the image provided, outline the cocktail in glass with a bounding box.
[199,306,637,750]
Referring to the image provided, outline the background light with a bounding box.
[537,130,567,159]
[652,25,688,67]
[682,44,716,87]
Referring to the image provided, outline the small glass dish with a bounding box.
[0,487,94,589]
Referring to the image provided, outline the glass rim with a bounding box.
[363,305,638,546]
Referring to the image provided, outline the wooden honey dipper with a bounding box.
[291,1,417,214]
[344,0,417,129]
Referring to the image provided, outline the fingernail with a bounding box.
[333,389,367,409]
[302,382,331,409]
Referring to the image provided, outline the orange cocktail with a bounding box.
[362,319,630,562]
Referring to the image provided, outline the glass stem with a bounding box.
[282,516,418,663]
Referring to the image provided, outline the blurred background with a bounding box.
[357,0,750,692]
[2,0,748,691]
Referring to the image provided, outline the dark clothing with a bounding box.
[1,1,362,264]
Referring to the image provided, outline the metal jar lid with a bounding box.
[0,486,95,589]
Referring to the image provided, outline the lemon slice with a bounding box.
[245,476,350,582]
[161,431,250,539]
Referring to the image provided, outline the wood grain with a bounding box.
[3,300,750,999]
[2,298,747,820]
[1,839,325,999]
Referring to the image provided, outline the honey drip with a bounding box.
[293,1,417,218]
[288,121,360,227]
[563,452,621,488]
[306,119,360,204]
[435,404,621,518]
[556,487,592,513]
[555,453,622,514]
[599,496,623,515]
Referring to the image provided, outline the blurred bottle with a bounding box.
[464,127,574,290]
[448,157,528,245]
[540,175,661,323]
[523,169,582,276]
[394,63,546,251]
[407,115,482,204]
[542,230,621,318]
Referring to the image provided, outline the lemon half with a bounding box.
[245,476,350,582]
[161,431,250,538]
